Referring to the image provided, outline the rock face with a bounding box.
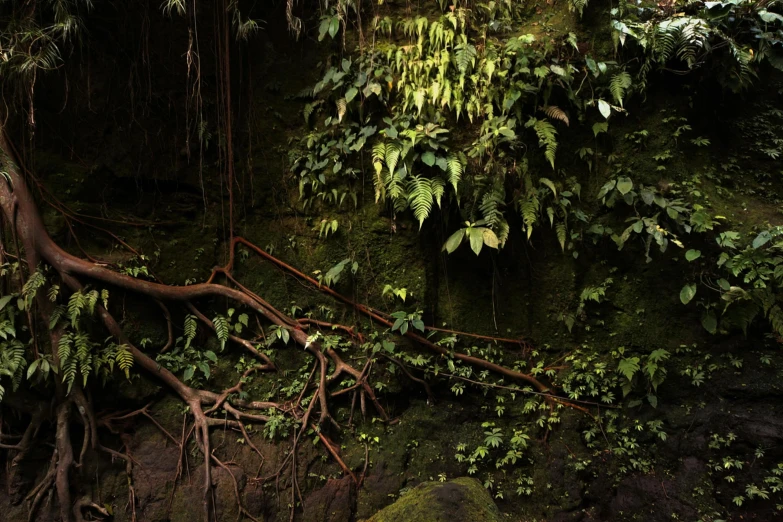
[364,477,501,522]
[303,476,356,522]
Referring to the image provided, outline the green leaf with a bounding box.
[318,18,330,41]
[550,64,566,76]
[204,350,218,364]
[616,176,633,195]
[345,87,358,103]
[685,249,701,262]
[421,151,436,167]
[753,230,772,249]
[618,357,640,381]
[680,284,697,305]
[592,122,608,137]
[184,366,195,382]
[468,228,484,256]
[702,312,717,334]
[213,315,229,350]
[598,99,611,119]
[436,157,448,171]
[443,229,465,254]
[27,359,40,379]
[759,10,783,23]
[482,228,500,249]
[392,318,405,331]
[328,17,340,39]
[564,315,575,332]
[0,294,14,313]
[539,177,557,197]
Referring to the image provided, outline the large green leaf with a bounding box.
[468,228,484,256]
[616,176,633,195]
[421,151,436,167]
[618,357,640,381]
[328,17,340,39]
[753,230,772,249]
[539,177,557,197]
[482,228,499,249]
[598,99,611,119]
[701,311,717,334]
[0,294,15,313]
[443,229,465,254]
[680,283,697,305]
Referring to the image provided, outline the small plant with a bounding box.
[382,284,408,302]
[390,309,425,335]
[318,218,339,238]
[313,258,358,288]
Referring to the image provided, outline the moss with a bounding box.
[364,477,502,522]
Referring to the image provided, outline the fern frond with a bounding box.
[74,333,91,362]
[184,314,198,349]
[58,333,72,362]
[540,106,569,126]
[531,119,558,169]
[10,352,25,391]
[570,0,589,17]
[79,353,92,387]
[372,142,387,203]
[74,332,93,386]
[431,177,446,209]
[725,301,759,335]
[479,184,505,230]
[68,291,85,326]
[213,315,229,350]
[62,357,77,393]
[555,223,567,252]
[372,142,386,165]
[336,98,347,122]
[385,143,401,175]
[49,305,66,330]
[85,290,99,315]
[407,176,434,228]
[495,220,510,247]
[21,269,46,309]
[5,344,25,377]
[446,153,465,194]
[455,36,477,73]
[386,164,407,202]
[115,344,134,379]
[518,191,540,239]
[609,72,632,107]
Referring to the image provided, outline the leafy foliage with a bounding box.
[613,1,783,91]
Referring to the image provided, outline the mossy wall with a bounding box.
[4,1,783,521]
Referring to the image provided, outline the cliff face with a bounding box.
[1,1,783,521]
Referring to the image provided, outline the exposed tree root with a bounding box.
[0,130,583,521]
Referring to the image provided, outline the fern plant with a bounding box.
[613,2,783,92]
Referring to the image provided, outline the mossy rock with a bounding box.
[364,477,501,522]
